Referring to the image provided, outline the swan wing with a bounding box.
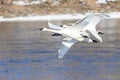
[83,14,109,31]
[48,22,63,30]
[86,30,102,43]
[58,38,78,59]
[71,13,94,30]
[82,17,102,31]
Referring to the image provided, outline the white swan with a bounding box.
[39,13,109,59]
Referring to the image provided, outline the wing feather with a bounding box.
[71,13,94,29]
[58,38,78,59]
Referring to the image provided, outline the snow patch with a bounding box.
[96,0,117,4]
[0,12,120,22]
[13,0,46,5]
[107,12,120,18]
[96,0,107,4]
[0,14,84,22]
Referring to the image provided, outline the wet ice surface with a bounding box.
[0,20,120,80]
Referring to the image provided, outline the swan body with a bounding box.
[39,13,108,59]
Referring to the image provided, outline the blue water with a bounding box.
[0,20,120,80]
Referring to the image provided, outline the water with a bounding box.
[0,19,120,80]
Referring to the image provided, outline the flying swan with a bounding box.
[39,13,109,59]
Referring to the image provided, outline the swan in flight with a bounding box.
[39,13,109,59]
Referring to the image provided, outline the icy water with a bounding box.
[0,19,120,80]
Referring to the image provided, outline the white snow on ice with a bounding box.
[13,1,43,5]
[0,12,120,22]
[0,14,84,22]
[107,12,120,18]
[96,0,117,4]
[13,0,118,5]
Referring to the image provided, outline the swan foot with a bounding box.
[39,28,44,31]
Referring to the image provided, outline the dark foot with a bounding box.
[98,31,104,34]
[80,34,89,38]
[52,33,62,36]
[92,40,98,43]
[39,28,44,31]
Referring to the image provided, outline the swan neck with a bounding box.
[44,28,61,34]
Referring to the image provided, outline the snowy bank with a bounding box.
[0,12,120,22]
[107,12,120,18]
[0,14,84,22]
[12,0,118,5]
[12,0,46,5]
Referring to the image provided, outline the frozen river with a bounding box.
[0,19,120,80]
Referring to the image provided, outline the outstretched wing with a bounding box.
[58,38,78,59]
[86,30,102,43]
[71,13,94,30]
[83,13,110,31]
[48,22,63,30]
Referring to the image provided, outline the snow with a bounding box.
[0,12,120,22]
[96,0,107,4]
[13,0,119,5]
[0,14,84,22]
[107,12,120,18]
[12,0,46,5]
[96,0,117,4]
[107,0,117,1]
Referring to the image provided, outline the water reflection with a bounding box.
[0,19,120,80]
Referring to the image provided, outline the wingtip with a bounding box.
[58,50,64,59]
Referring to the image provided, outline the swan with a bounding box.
[39,13,109,59]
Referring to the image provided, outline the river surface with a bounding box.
[0,19,120,80]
